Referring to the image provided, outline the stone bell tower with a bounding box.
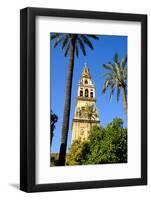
[72,63,100,142]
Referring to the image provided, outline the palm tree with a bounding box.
[85,103,98,130]
[101,53,127,117]
[51,33,99,166]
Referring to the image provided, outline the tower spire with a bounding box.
[82,62,91,78]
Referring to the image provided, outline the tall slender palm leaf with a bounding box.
[51,33,99,166]
[101,53,127,118]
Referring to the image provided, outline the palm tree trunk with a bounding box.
[122,87,127,118]
[58,38,76,166]
[50,132,53,147]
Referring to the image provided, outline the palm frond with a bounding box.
[62,35,69,49]
[75,44,79,58]
[50,33,62,40]
[87,34,99,40]
[53,35,64,48]
[101,53,127,104]
[101,72,112,78]
[80,35,94,50]
[77,37,86,56]
[102,64,114,71]
[109,84,115,101]
[64,42,70,57]
[117,87,120,101]
[121,54,127,69]
[102,78,112,93]
[123,67,127,80]
[114,53,119,64]
[114,63,121,81]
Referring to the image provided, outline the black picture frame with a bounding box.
[20,7,147,192]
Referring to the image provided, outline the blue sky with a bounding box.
[50,34,127,153]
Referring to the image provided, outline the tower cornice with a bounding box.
[78,84,95,88]
[71,119,100,130]
[72,119,100,124]
[76,96,96,102]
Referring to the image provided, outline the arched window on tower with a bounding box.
[85,89,89,97]
[80,90,83,96]
[90,92,93,98]
[85,80,88,85]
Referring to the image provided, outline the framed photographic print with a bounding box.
[20,7,147,192]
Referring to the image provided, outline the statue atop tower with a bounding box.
[72,64,100,142]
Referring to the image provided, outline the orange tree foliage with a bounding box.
[66,118,127,165]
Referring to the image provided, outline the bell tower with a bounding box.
[72,63,100,142]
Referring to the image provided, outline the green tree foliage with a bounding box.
[66,139,89,166]
[50,153,59,166]
[67,118,127,166]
